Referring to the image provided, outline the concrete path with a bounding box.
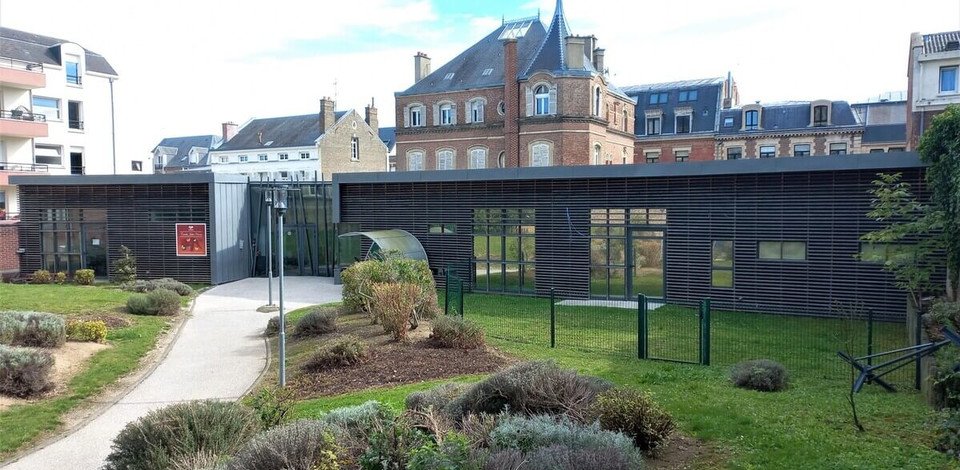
[3,277,341,470]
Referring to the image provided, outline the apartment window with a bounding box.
[829,143,847,155]
[131,161,142,172]
[407,151,424,171]
[531,142,550,167]
[759,241,807,261]
[258,153,268,161]
[940,66,958,93]
[300,151,310,160]
[469,99,485,123]
[726,147,742,160]
[32,96,60,120]
[279,153,289,160]
[675,115,690,134]
[646,117,661,135]
[793,144,811,156]
[712,240,734,287]
[623,110,629,132]
[66,58,81,85]
[648,92,668,104]
[674,150,689,162]
[744,110,759,130]
[869,148,885,153]
[408,104,424,127]
[439,103,453,125]
[678,90,698,102]
[813,105,829,126]
[469,147,487,169]
[759,145,776,158]
[594,86,602,116]
[645,151,660,164]
[723,117,734,128]
[219,156,229,163]
[437,149,455,170]
[239,155,248,163]
[351,137,360,161]
[35,144,62,166]
[67,101,83,130]
[889,147,905,152]
[534,85,550,115]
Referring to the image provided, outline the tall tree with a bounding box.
[918,104,960,301]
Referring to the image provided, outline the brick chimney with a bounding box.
[221,122,238,142]
[414,52,431,83]
[584,35,596,64]
[503,38,520,167]
[593,48,605,74]
[319,97,335,134]
[364,97,378,133]
[565,36,586,69]
[906,32,924,150]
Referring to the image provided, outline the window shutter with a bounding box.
[525,87,534,116]
[451,103,458,125]
[464,101,471,124]
[433,104,440,126]
[549,86,557,115]
[403,106,410,127]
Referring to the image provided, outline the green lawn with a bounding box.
[0,283,176,458]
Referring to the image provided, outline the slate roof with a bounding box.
[621,77,725,95]
[397,20,546,96]
[719,101,861,135]
[923,31,960,54]
[152,135,221,169]
[378,127,396,150]
[216,112,348,152]
[0,27,118,76]
[862,124,907,144]
[522,0,573,77]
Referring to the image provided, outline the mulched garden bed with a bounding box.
[290,313,513,398]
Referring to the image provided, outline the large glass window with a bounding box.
[39,209,107,275]
[473,209,536,293]
[941,66,958,93]
[590,208,666,299]
[712,241,733,287]
[744,110,759,130]
[35,144,62,166]
[759,241,807,261]
[407,151,424,171]
[437,149,455,170]
[32,96,60,120]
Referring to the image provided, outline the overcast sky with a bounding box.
[2,0,959,162]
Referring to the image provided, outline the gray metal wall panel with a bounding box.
[210,181,251,284]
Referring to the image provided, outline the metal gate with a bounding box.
[639,295,711,365]
[444,267,465,317]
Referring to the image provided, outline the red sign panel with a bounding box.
[175,223,208,257]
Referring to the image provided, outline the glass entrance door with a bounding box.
[81,224,108,277]
[628,230,664,299]
[281,224,319,276]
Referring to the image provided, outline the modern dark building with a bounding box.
[334,152,930,321]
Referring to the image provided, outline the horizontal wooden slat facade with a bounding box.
[337,166,930,322]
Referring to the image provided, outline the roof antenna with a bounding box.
[333,78,338,104]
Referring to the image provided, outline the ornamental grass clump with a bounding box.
[730,359,789,392]
[301,336,368,372]
[0,344,54,397]
[429,316,485,349]
[227,419,340,470]
[292,308,338,338]
[371,282,419,341]
[0,311,67,348]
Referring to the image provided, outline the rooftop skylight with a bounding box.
[498,20,533,40]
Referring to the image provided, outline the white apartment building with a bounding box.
[907,30,960,149]
[0,27,134,218]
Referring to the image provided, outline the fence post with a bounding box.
[700,299,711,366]
[550,288,556,348]
[866,309,874,367]
[444,268,450,316]
[915,316,922,391]
[638,294,647,360]
[459,277,464,318]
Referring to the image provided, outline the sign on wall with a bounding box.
[175,223,208,257]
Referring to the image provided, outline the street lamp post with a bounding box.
[264,189,275,307]
[274,186,289,387]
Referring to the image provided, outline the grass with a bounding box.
[0,283,177,459]
[290,292,952,469]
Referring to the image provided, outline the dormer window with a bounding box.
[744,110,759,130]
[813,105,829,126]
[535,85,550,115]
[65,54,81,85]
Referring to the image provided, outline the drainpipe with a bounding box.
[110,77,117,174]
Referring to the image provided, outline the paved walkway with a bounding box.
[3,277,341,470]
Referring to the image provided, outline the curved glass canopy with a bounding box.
[338,229,428,262]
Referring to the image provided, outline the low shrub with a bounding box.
[488,414,640,463]
[126,294,154,315]
[54,271,67,285]
[228,419,340,470]
[74,269,95,285]
[104,400,261,470]
[0,344,54,397]
[408,432,481,470]
[302,336,369,372]
[66,319,108,343]
[459,412,500,449]
[170,450,223,470]
[429,316,485,349]
[359,415,428,470]
[113,245,137,283]
[730,359,789,392]
[31,269,52,284]
[245,386,296,429]
[451,360,612,422]
[0,311,67,348]
[936,408,960,459]
[123,278,193,296]
[371,282,418,341]
[587,387,675,455]
[265,316,280,336]
[406,382,470,412]
[341,260,388,315]
[319,401,397,465]
[487,444,641,470]
[341,255,440,322]
[292,308,337,338]
[127,289,181,316]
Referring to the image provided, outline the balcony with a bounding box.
[0,109,48,138]
[0,58,45,89]
[0,162,48,185]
